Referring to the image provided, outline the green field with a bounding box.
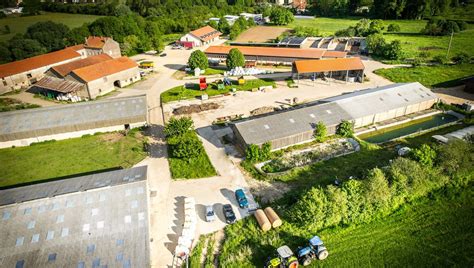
[161,78,276,103]
[0,12,102,42]
[0,130,147,188]
[289,17,474,60]
[375,63,474,88]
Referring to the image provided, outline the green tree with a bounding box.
[260,142,272,160]
[218,18,231,35]
[208,20,218,30]
[410,144,437,166]
[0,42,12,63]
[22,0,41,15]
[364,168,391,207]
[245,144,261,163]
[324,185,349,227]
[164,117,194,137]
[313,121,327,142]
[270,7,294,25]
[383,40,403,60]
[437,140,474,177]
[188,50,209,70]
[290,187,327,230]
[226,48,245,70]
[9,37,46,60]
[451,52,470,64]
[387,23,401,32]
[169,133,203,159]
[67,25,91,46]
[336,120,354,137]
[121,35,140,56]
[26,21,70,52]
[114,4,132,17]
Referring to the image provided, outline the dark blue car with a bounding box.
[235,189,248,208]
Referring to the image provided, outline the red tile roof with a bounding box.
[85,36,110,49]
[67,44,85,51]
[0,48,81,78]
[51,54,113,77]
[293,57,365,74]
[190,26,222,42]
[205,46,347,59]
[71,57,138,82]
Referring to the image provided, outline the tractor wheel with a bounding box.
[302,256,312,266]
[317,249,329,260]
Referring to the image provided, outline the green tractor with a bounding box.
[265,245,299,268]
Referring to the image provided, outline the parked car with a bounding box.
[235,189,249,208]
[223,204,236,224]
[160,53,167,57]
[205,205,215,222]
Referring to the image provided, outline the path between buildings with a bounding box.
[0,91,60,107]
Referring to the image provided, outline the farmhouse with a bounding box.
[232,83,438,150]
[0,95,147,148]
[179,26,222,48]
[0,166,150,268]
[33,56,140,99]
[73,36,122,59]
[292,57,365,83]
[205,46,347,65]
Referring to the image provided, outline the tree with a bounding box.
[9,37,46,60]
[168,133,203,159]
[67,24,91,46]
[0,42,12,63]
[121,35,140,56]
[410,144,437,166]
[26,21,70,51]
[188,50,209,70]
[451,52,470,64]
[383,40,403,60]
[114,4,132,17]
[387,23,401,32]
[208,20,218,30]
[22,0,41,15]
[218,18,231,35]
[364,168,391,206]
[245,144,261,163]
[261,142,272,160]
[226,48,245,70]
[336,120,354,137]
[313,121,327,142]
[290,187,327,230]
[164,117,194,137]
[270,7,294,25]
[437,140,474,177]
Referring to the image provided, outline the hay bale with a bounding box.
[254,209,271,232]
[264,207,282,228]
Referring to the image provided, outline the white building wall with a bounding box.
[0,122,146,149]
[86,67,141,99]
[179,34,202,47]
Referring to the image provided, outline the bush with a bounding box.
[387,23,400,32]
[164,117,194,137]
[336,120,354,137]
[245,142,272,163]
[168,132,203,159]
[313,121,327,142]
[226,48,245,70]
[422,19,466,36]
[410,144,436,166]
[293,26,320,37]
[451,52,471,64]
[432,55,448,64]
[188,50,209,70]
[269,7,294,25]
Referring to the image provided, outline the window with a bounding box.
[16,237,24,247]
[51,203,60,210]
[46,231,54,240]
[97,221,104,229]
[326,110,332,114]
[125,189,131,196]
[99,194,106,202]
[116,253,124,261]
[31,234,40,243]
[77,262,85,268]
[124,215,132,224]
[66,200,74,208]
[263,124,270,129]
[2,211,11,220]
[83,224,90,232]
[26,73,32,79]
[15,260,25,268]
[309,114,315,118]
[87,244,96,254]
[2,80,6,86]
[56,215,64,223]
[116,239,124,246]
[138,212,145,221]
[27,220,36,229]
[91,208,99,216]
[289,118,295,123]
[38,205,47,213]
[48,253,57,262]
[131,200,138,209]
[136,187,144,194]
[61,228,69,237]
[24,207,32,215]
[86,196,93,204]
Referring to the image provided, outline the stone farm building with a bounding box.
[0,95,147,148]
[0,36,123,95]
[292,57,365,83]
[0,166,150,268]
[204,46,347,65]
[179,25,222,48]
[232,83,438,150]
[33,56,140,99]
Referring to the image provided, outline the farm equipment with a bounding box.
[296,236,328,266]
[223,76,232,86]
[199,77,207,91]
[265,246,299,268]
[215,80,225,90]
[238,76,245,85]
[139,61,154,69]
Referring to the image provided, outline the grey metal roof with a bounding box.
[233,102,352,145]
[445,125,474,140]
[0,95,147,137]
[0,166,147,206]
[321,83,438,119]
[0,166,150,268]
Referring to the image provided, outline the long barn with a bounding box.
[232,83,438,150]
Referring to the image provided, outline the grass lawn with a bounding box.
[0,97,40,112]
[218,186,473,267]
[0,12,102,42]
[168,131,217,179]
[161,78,276,103]
[289,17,474,60]
[374,63,474,88]
[0,130,147,188]
[186,67,226,77]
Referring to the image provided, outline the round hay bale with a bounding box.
[254,209,271,232]
[264,207,282,228]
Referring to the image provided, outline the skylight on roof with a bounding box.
[16,237,24,247]
[99,194,106,202]
[116,239,124,246]
[124,215,132,224]
[131,200,138,209]
[56,215,64,223]
[24,208,32,215]
[116,253,124,261]
[66,200,74,208]
[31,234,40,243]
[91,208,99,216]
[138,212,145,221]
[87,244,96,254]
[46,231,54,240]
[61,227,69,237]
[27,220,35,229]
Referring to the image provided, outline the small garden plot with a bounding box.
[258,138,359,174]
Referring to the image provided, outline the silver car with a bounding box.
[205,205,215,222]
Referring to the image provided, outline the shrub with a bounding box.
[293,26,320,37]
[387,23,400,32]
[226,48,245,70]
[432,55,448,64]
[422,19,466,36]
[269,7,294,25]
[164,117,194,137]
[336,120,354,137]
[245,142,272,163]
[451,52,471,64]
[168,132,203,159]
[410,144,437,166]
[313,121,327,142]
[188,50,209,70]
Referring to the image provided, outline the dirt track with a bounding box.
[235,26,290,43]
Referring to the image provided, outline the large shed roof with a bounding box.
[50,54,112,78]
[293,57,365,73]
[0,95,147,141]
[205,46,347,59]
[189,25,222,42]
[233,102,352,145]
[321,82,438,118]
[71,57,138,83]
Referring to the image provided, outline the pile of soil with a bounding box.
[250,106,275,116]
[173,102,219,115]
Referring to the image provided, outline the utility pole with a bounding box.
[446,29,454,60]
